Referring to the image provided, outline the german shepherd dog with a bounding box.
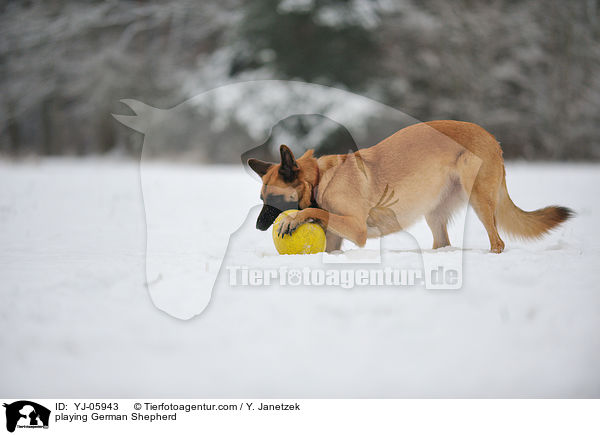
[248,120,573,253]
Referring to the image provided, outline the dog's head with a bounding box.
[248,145,316,231]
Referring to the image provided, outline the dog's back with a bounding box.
[316,120,572,252]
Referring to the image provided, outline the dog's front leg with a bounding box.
[325,232,343,252]
[278,208,367,247]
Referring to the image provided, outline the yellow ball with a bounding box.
[272,209,326,255]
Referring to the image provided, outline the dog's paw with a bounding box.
[277,212,303,237]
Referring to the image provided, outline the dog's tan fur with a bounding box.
[249,120,573,253]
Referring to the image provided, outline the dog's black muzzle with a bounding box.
[256,198,298,231]
[256,204,281,231]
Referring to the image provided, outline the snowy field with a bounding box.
[1,158,599,398]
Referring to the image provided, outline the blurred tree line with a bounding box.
[1,0,599,160]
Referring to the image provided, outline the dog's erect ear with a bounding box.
[248,158,273,177]
[279,145,298,182]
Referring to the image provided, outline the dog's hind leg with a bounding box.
[425,178,464,249]
[425,213,450,249]
[470,190,505,253]
[458,155,505,253]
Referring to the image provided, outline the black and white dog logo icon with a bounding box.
[3,401,50,432]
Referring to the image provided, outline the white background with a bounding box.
[2,399,600,435]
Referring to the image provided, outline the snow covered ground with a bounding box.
[1,158,599,398]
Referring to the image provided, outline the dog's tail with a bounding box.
[495,172,574,239]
